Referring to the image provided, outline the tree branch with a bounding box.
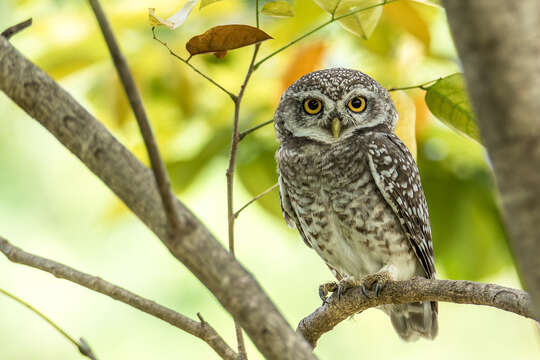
[152,28,237,101]
[234,183,278,219]
[87,0,181,231]
[0,36,315,360]
[442,0,540,316]
[238,119,274,141]
[298,277,536,348]
[225,43,262,360]
[0,236,237,360]
[253,0,396,70]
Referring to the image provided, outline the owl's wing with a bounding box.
[278,175,313,248]
[366,133,436,279]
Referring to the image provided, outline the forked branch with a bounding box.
[0,36,316,360]
[0,237,237,360]
[87,0,181,231]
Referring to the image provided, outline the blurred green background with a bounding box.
[1,0,538,359]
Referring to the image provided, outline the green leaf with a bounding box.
[312,0,383,39]
[261,0,295,17]
[425,73,480,142]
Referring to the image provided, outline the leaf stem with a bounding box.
[152,28,237,101]
[388,77,442,92]
[0,287,98,360]
[234,183,278,218]
[253,0,396,70]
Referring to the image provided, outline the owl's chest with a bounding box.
[278,141,410,277]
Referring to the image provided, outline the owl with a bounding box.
[274,68,438,341]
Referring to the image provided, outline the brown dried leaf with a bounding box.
[186,25,272,57]
[214,50,228,58]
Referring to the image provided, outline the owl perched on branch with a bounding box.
[274,68,438,341]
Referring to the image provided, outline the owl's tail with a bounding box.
[388,301,438,341]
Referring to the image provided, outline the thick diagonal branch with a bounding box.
[298,278,535,348]
[0,37,315,360]
[0,237,235,360]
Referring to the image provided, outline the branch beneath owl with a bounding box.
[0,36,316,360]
[298,277,536,348]
[88,0,181,232]
[0,236,237,360]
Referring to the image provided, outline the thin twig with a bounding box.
[0,287,98,360]
[1,18,32,39]
[388,77,442,92]
[253,0,396,70]
[225,43,262,360]
[256,0,260,28]
[298,277,536,348]
[234,183,278,218]
[0,237,237,360]
[152,28,237,101]
[87,0,181,231]
[238,119,274,141]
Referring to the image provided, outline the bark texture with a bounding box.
[298,278,535,347]
[0,36,315,360]
[442,0,540,316]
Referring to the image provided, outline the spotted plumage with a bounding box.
[275,68,438,341]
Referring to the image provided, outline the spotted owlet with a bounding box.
[274,68,438,341]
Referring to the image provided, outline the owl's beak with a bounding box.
[331,118,341,139]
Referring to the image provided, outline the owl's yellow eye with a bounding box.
[303,98,322,115]
[347,96,367,113]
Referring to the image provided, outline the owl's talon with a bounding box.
[361,284,370,298]
[375,282,383,297]
[361,270,393,298]
[336,276,362,301]
[318,281,338,305]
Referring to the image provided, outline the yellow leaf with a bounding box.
[186,25,272,57]
[390,90,417,160]
[148,0,197,30]
[384,1,430,47]
[312,0,383,39]
[261,0,295,17]
[200,0,223,10]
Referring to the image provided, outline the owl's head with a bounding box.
[274,68,397,144]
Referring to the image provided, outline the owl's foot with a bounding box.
[360,270,394,298]
[318,281,338,304]
[318,277,363,303]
